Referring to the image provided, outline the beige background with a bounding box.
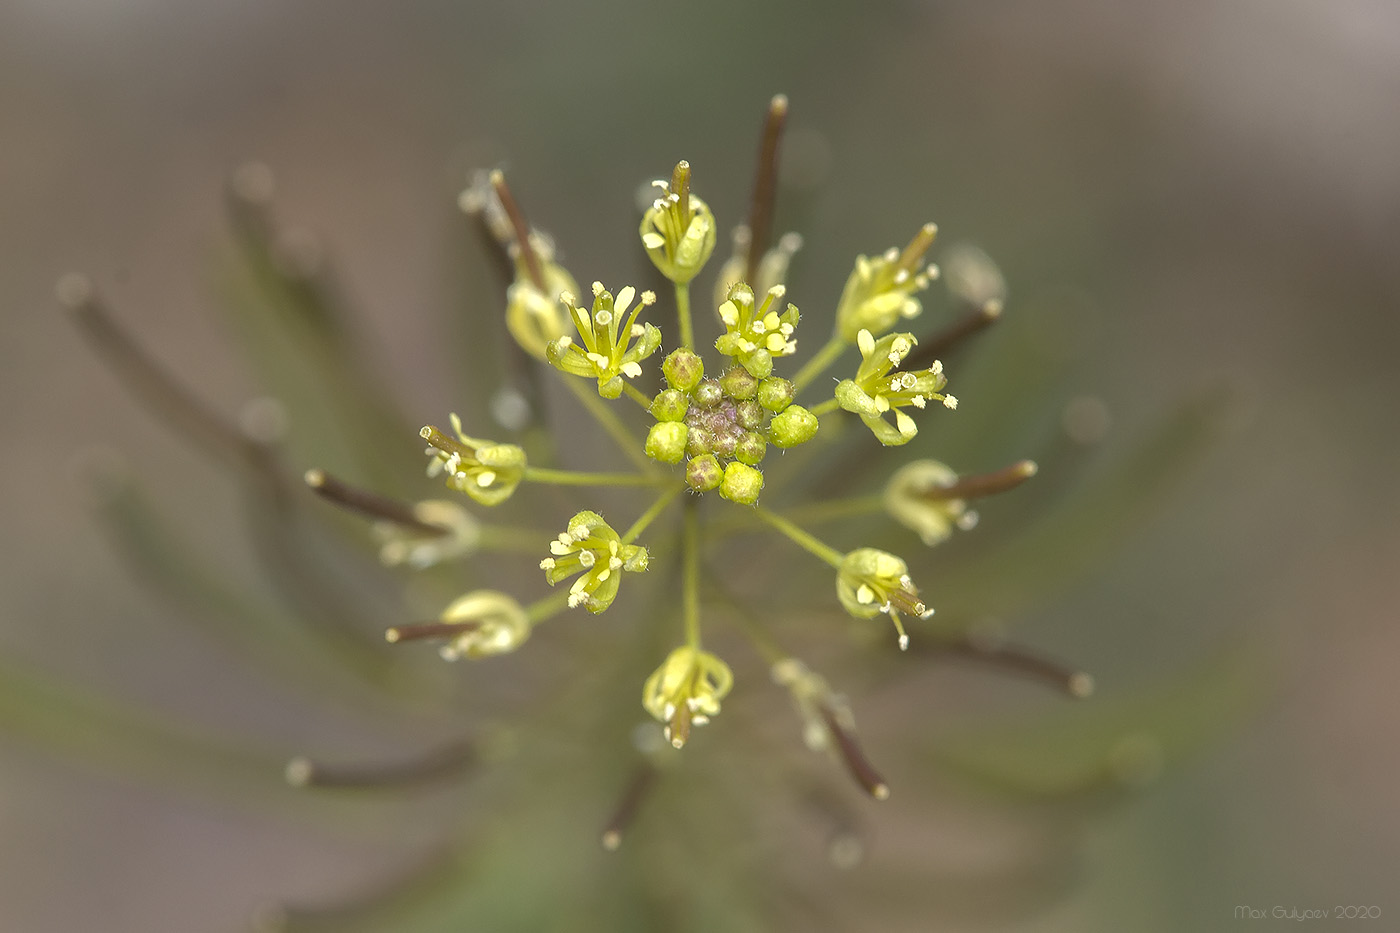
[2,1,1398,930]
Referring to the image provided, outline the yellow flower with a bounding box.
[546,282,662,399]
[539,511,649,613]
[504,258,578,360]
[385,590,531,661]
[639,161,716,284]
[420,414,526,506]
[833,223,938,342]
[836,547,932,650]
[883,460,973,546]
[835,329,955,446]
[642,645,734,748]
[374,498,482,568]
[714,282,799,379]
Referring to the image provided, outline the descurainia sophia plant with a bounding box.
[375,97,1061,760]
[39,94,1251,930]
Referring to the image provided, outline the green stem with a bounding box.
[779,494,885,526]
[621,483,684,544]
[675,282,694,352]
[523,466,664,487]
[621,382,654,410]
[791,335,847,395]
[751,505,845,569]
[562,378,652,472]
[526,590,573,624]
[683,500,701,648]
[808,398,841,418]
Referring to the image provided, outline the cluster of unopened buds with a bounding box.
[287,96,1091,824]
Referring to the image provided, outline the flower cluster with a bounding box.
[281,97,1077,824]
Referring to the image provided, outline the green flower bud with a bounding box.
[686,453,723,492]
[662,347,704,392]
[720,365,759,400]
[645,421,688,464]
[686,427,713,458]
[640,161,716,285]
[642,645,734,748]
[650,387,689,422]
[434,590,531,660]
[757,377,795,413]
[421,416,526,507]
[540,511,649,614]
[768,404,818,449]
[719,462,764,505]
[735,399,764,431]
[692,378,724,409]
[735,432,767,465]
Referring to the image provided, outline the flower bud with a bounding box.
[645,421,689,464]
[735,399,764,431]
[757,376,795,413]
[719,462,764,505]
[734,432,767,465]
[692,378,724,409]
[768,404,818,449]
[686,454,723,492]
[662,347,704,392]
[650,388,689,422]
[720,365,759,400]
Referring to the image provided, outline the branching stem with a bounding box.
[751,505,845,569]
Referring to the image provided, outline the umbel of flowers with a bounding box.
[301,97,1075,815]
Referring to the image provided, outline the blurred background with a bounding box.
[2,0,1398,930]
